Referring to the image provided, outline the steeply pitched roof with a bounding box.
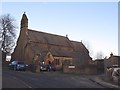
[50,49,72,57]
[30,43,72,57]
[27,29,74,57]
[27,29,89,59]
[28,29,71,47]
[71,40,89,53]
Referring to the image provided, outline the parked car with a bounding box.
[40,64,55,71]
[40,64,48,71]
[9,60,28,71]
[50,65,56,71]
[112,66,120,84]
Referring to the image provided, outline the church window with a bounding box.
[55,59,60,65]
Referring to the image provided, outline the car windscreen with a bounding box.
[18,62,24,64]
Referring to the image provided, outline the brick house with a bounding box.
[105,53,120,69]
[11,13,92,72]
[104,53,120,81]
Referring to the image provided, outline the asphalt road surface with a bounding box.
[2,67,107,88]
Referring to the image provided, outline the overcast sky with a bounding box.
[1,1,119,59]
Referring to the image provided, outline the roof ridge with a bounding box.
[28,29,66,38]
[70,40,82,43]
[112,55,120,57]
[28,29,73,47]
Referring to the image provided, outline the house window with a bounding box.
[55,59,60,65]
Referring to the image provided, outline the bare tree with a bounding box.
[82,41,93,58]
[0,14,17,62]
[96,51,105,59]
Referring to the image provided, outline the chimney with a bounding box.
[110,52,113,57]
[66,34,68,38]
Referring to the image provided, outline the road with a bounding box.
[2,67,108,88]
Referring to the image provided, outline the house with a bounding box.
[104,53,120,81]
[11,13,92,72]
[105,53,120,69]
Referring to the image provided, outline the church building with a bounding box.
[11,13,92,72]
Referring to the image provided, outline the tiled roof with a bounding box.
[28,29,70,47]
[71,40,88,53]
[27,29,89,60]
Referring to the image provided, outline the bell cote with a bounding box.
[21,12,28,28]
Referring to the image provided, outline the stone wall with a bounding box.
[63,64,97,75]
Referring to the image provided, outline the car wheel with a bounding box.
[53,69,55,71]
[47,69,50,71]
[9,66,11,70]
[14,66,17,71]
